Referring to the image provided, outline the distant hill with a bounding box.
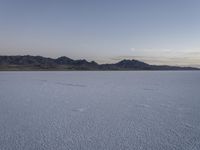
[0,55,198,71]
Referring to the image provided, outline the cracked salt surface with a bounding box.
[0,71,200,150]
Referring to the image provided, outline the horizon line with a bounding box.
[0,54,199,68]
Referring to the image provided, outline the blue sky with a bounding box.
[0,0,200,66]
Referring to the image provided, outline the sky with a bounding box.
[0,0,200,67]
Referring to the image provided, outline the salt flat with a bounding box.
[0,71,200,150]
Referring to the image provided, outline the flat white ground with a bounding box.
[0,71,200,150]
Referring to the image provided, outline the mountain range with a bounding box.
[0,55,198,71]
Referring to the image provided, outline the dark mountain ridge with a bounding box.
[0,55,198,71]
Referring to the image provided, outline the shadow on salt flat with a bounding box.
[159,104,173,109]
[55,82,86,87]
[143,88,155,91]
[39,79,48,82]
[183,123,196,129]
[37,79,86,87]
[72,108,87,113]
[135,104,151,108]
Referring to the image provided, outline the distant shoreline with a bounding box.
[0,55,199,71]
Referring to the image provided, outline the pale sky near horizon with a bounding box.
[0,0,200,67]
